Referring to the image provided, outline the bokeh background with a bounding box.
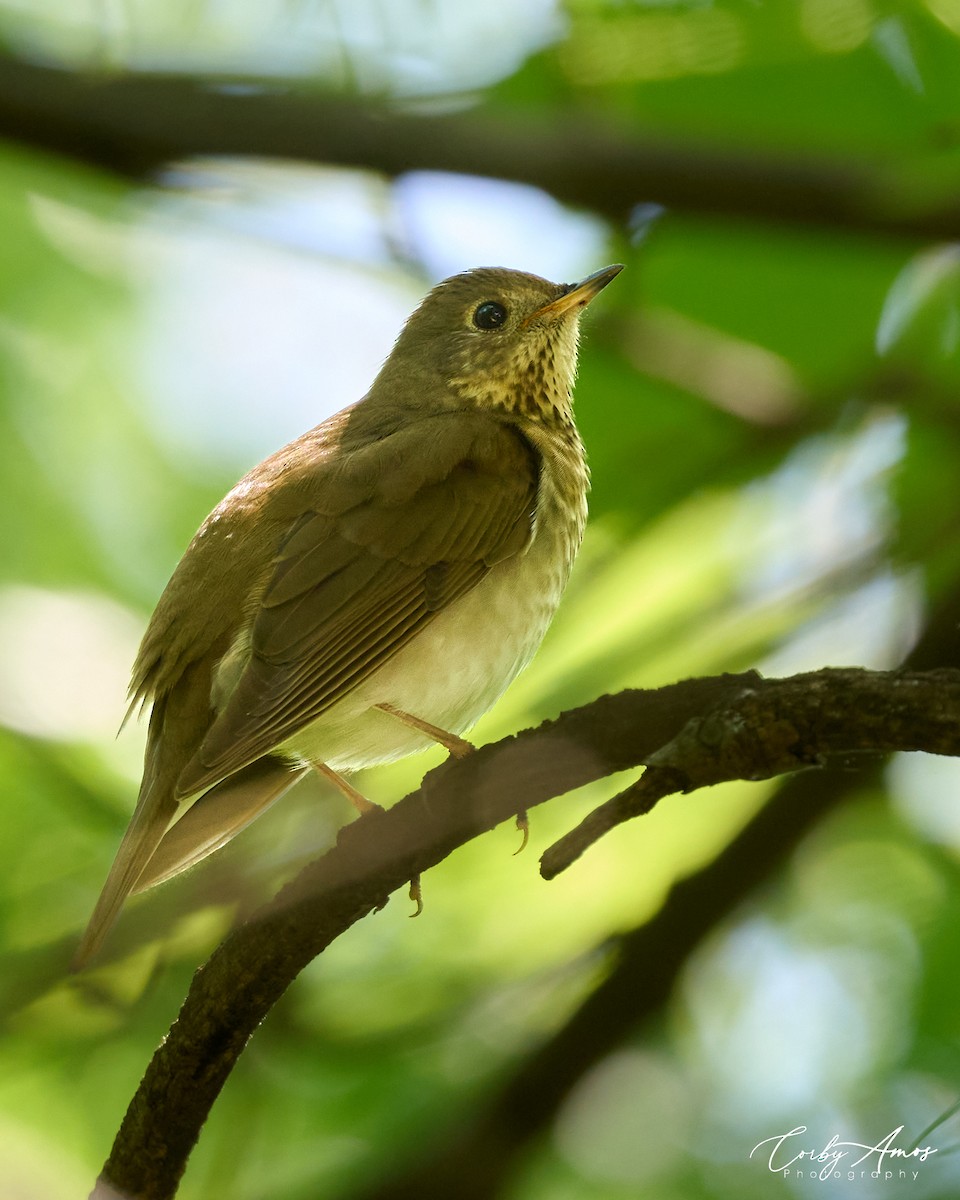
[4,2,960,1197]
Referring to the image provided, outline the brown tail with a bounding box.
[73,757,307,969]
[133,757,307,893]
[71,783,178,970]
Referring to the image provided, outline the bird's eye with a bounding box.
[473,301,507,331]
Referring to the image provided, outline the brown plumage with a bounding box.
[74,263,622,967]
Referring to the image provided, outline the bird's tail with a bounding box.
[71,783,178,970]
[132,757,307,893]
[72,758,307,969]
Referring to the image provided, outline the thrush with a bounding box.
[74,262,623,967]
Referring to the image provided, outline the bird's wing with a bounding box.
[176,415,539,797]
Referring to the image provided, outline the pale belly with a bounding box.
[278,536,572,772]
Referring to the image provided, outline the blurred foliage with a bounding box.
[4,1,960,1198]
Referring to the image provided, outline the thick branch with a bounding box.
[93,666,960,1199]
[542,666,960,875]
[1,55,958,240]
[357,589,960,1200]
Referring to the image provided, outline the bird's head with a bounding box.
[374,264,623,426]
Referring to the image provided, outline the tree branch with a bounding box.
[541,666,960,876]
[355,589,960,1200]
[91,666,960,1199]
[2,55,958,240]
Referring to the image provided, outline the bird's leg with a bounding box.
[373,703,472,918]
[312,761,382,815]
[375,702,474,759]
[376,704,529,852]
[313,760,423,916]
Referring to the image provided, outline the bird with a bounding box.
[73,262,623,967]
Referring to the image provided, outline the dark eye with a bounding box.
[473,301,507,330]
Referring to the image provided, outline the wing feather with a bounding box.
[176,419,538,796]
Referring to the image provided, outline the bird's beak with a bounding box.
[525,264,624,326]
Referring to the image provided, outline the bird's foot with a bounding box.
[514,810,530,855]
[375,703,475,759]
[409,874,423,917]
